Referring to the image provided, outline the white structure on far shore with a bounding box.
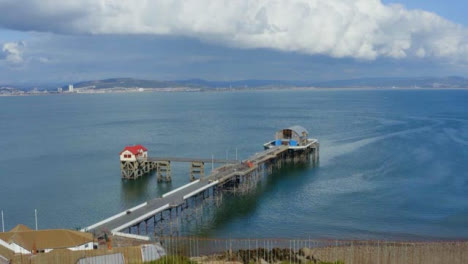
[68,84,74,92]
[57,87,63,93]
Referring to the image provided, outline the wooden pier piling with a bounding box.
[190,162,204,182]
[157,161,171,182]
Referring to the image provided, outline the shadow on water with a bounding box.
[119,171,173,203]
[195,162,317,236]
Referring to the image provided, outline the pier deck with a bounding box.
[147,157,238,164]
[86,137,319,237]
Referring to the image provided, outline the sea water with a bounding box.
[0,90,467,240]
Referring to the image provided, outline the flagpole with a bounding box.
[35,209,38,230]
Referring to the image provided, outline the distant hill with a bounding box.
[73,78,180,89]
[3,76,467,92]
[0,86,25,95]
[313,76,468,88]
[72,77,299,89]
[73,76,468,90]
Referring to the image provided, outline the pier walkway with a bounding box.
[147,157,237,164]
[87,126,320,237]
[84,145,304,235]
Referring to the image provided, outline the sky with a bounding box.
[0,0,467,84]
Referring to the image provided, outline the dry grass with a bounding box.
[10,245,142,264]
[308,241,468,264]
[2,239,467,264]
[161,238,468,264]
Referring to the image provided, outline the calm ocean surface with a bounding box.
[0,90,467,240]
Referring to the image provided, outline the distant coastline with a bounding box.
[2,86,468,97]
[2,76,467,96]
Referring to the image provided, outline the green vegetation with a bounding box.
[145,255,196,264]
[144,256,344,264]
[319,261,345,264]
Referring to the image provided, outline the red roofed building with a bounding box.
[119,145,148,161]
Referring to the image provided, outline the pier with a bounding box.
[86,126,319,238]
[120,146,237,181]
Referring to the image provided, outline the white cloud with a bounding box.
[1,41,25,64]
[0,0,466,61]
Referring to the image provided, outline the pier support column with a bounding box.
[157,161,171,182]
[121,159,157,180]
[190,161,205,182]
[311,143,320,166]
[311,148,316,166]
[315,142,320,163]
[142,161,149,174]
[120,161,139,179]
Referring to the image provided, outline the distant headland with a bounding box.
[1,76,467,96]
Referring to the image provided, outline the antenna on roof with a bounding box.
[1,210,4,232]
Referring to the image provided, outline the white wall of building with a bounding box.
[0,238,95,254]
[67,242,96,251]
[120,150,137,161]
[4,242,30,254]
[0,239,16,253]
[119,150,148,161]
